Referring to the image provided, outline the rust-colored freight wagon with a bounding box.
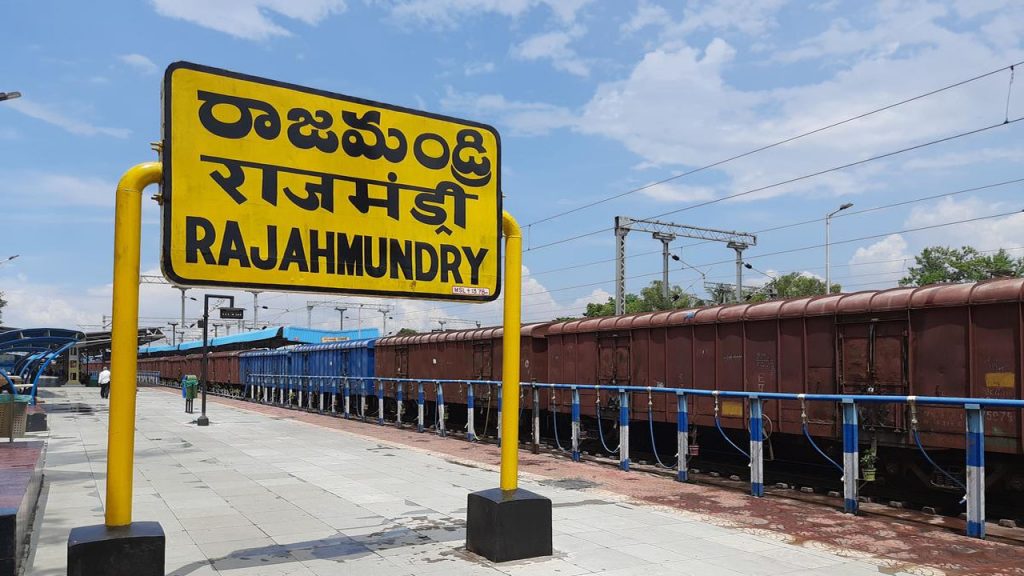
[375,324,550,407]
[547,279,1024,458]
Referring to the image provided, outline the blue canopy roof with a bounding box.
[288,338,377,353]
[139,326,379,354]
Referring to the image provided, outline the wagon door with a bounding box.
[597,334,630,386]
[472,342,493,380]
[395,347,409,377]
[839,318,908,431]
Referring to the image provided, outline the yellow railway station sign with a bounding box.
[161,62,501,301]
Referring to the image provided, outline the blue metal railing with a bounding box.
[241,373,1023,540]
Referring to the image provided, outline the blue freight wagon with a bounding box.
[239,339,376,412]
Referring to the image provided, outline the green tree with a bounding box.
[395,327,419,336]
[899,246,1024,286]
[583,281,702,317]
[761,272,840,299]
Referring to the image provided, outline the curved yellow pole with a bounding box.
[106,162,162,527]
[500,211,521,491]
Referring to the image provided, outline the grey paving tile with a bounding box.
[25,387,893,576]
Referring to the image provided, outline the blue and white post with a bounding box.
[749,397,764,497]
[677,392,689,482]
[297,376,304,409]
[396,382,404,427]
[319,378,325,412]
[842,399,859,514]
[377,380,385,425]
[496,384,503,447]
[417,381,425,433]
[966,404,985,538]
[619,389,630,471]
[466,383,476,441]
[571,387,581,462]
[436,381,447,437]
[343,378,351,419]
[531,385,540,453]
[360,379,368,422]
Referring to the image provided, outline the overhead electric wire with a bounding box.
[523,60,1024,229]
[521,175,1024,279]
[526,116,1024,252]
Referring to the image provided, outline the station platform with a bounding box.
[21,386,1022,576]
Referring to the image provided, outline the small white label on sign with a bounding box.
[452,286,491,296]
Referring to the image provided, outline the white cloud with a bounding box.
[846,233,910,290]
[902,148,1024,171]
[639,183,716,203]
[904,196,1024,252]
[621,1,670,35]
[387,0,590,26]
[151,0,347,40]
[464,61,496,76]
[512,25,589,76]
[118,53,158,75]
[628,0,788,39]
[440,88,576,136]
[2,173,117,208]
[6,99,130,138]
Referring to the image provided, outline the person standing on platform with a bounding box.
[98,366,111,399]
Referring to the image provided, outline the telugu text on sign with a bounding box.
[161,62,501,301]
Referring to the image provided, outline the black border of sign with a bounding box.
[160,61,502,303]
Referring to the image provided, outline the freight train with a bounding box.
[138,278,1024,498]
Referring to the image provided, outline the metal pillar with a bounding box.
[396,383,404,427]
[571,387,581,462]
[842,400,859,514]
[615,217,628,315]
[377,381,385,425]
[343,379,351,418]
[178,287,187,336]
[532,385,540,454]
[417,381,425,432]
[619,389,630,471]
[729,242,748,303]
[360,379,367,421]
[966,405,985,538]
[496,384,503,446]
[251,291,259,328]
[436,381,446,437]
[653,232,675,299]
[466,384,476,441]
[677,393,688,482]
[749,398,764,497]
[335,307,346,330]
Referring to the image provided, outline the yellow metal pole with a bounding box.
[105,162,162,527]
[499,211,521,491]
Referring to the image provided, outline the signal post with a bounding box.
[68,62,549,575]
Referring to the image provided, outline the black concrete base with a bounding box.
[67,521,164,576]
[196,415,209,426]
[25,411,46,432]
[466,488,552,562]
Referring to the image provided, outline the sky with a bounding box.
[2,0,1024,341]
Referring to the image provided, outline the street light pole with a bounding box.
[168,322,178,346]
[198,293,234,427]
[825,203,853,294]
[335,307,347,330]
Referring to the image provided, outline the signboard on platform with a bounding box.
[160,62,501,301]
